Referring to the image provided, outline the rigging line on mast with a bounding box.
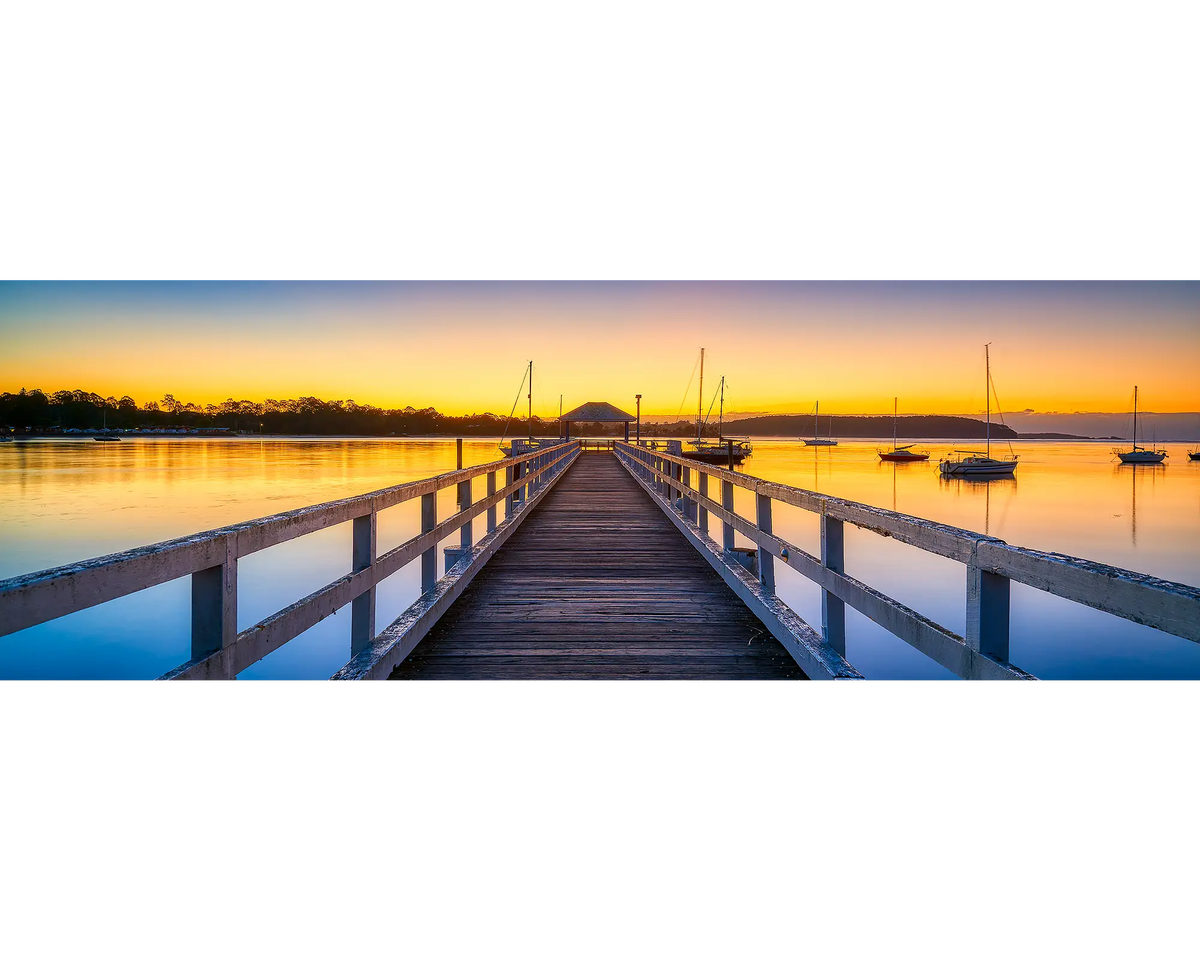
[987,362,1016,456]
[675,350,701,419]
[701,379,722,431]
[534,365,558,421]
[498,363,530,450]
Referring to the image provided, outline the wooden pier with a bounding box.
[2,438,1199,680]
[392,455,804,679]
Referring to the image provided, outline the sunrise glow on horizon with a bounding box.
[2,282,1197,418]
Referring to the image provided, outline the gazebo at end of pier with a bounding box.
[559,401,637,440]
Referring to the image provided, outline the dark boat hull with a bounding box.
[683,450,749,465]
[879,452,929,463]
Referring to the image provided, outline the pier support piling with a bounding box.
[351,508,377,656]
[756,492,775,594]
[722,479,735,553]
[191,537,237,677]
[821,514,847,656]
[458,478,473,550]
[486,471,497,532]
[421,492,437,593]
[967,561,1010,661]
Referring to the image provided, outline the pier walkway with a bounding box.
[391,455,803,679]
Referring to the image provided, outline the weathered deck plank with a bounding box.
[390,454,806,680]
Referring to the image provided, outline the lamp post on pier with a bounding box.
[635,395,642,443]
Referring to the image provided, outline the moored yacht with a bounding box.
[1114,386,1167,464]
[878,398,929,462]
[684,356,752,466]
[939,344,1018,478]
[803,400,838,446]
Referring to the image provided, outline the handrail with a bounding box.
[0,440,580,678]
[614,440,1200,680]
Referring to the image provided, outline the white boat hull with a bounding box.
[940,458,1017,477]
[1117,450,1166,464]
[804,439,838,446]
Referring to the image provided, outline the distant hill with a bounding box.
[722,414,1019,440]
[1017,432,1092,440]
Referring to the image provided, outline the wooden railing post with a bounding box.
[191,536,237,677]
[821,513,846,655]
[722,478,735,552]
[505,464,514,516]
[756,490,775,593]
[486,471,497,532]
[351,507,377,656]
[458,478,473,551]
[698,472,709,534]
[421,491,437,593]
[967,558,1010,661]
[681,464,696,522]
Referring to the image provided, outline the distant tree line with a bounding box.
[0,388,1022,439]
[0,388,562,436]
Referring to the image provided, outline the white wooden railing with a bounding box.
[0,440,579,679]
[614,440,1200,680]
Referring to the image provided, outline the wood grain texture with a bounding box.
[390,455,806,680]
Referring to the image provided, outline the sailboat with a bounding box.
[1114,386,1167,464]
[684,350,751,465]
[803,400,838,446]
[939,344,1018,478]
[93,410,121,441]
[499,360,538,456]
[878,397,929,462]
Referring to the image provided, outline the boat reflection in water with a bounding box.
[937,473,1017,537]
[1116,460,1164,546]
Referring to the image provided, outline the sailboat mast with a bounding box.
[893,397,897,451]
[814,400,819,442]
[985,343,991,458]
[718,377,724,440]
[1132,386,1142,451]
[697,348,704,441]
[527,360,533,439]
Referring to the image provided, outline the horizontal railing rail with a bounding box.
[0,440,580,679]
[614,441,1200,680]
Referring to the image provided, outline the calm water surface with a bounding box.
[2,438,1198,679]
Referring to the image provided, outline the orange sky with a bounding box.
[2,282,1197,417]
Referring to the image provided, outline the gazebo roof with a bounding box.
[559,401,636,422]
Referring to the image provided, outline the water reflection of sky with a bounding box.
[727,441,1200,680]
[2,438,1198,679]
[0,439,504,679]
